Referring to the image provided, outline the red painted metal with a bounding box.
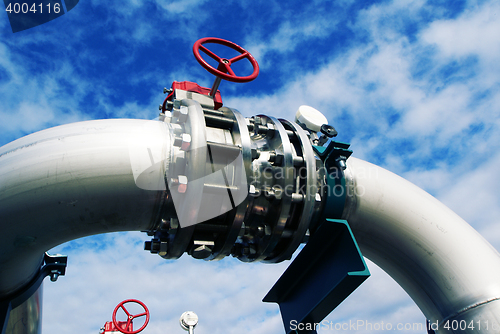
[161,81,223,111]
[111,299,150,334]
[104,321,133,333]
[174,81,223,109]
[193,37,259,83]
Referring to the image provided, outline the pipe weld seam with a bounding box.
[439,297,500,326]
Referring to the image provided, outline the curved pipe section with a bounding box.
[0,119,171,297]
[3,115,500,334]
[343,157,500,333]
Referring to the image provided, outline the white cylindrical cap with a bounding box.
[295,105,328,132]
[180,311,198,330]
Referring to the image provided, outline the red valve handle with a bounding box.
[112,299,150,334]
[193,37,259,83]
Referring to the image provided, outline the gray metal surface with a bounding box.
[145,91,320,263]
[5,286,42,334]
[2,88,500,334]
[0,119,167,296]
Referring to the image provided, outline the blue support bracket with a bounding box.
[309,141,352,232]
[263,219,370,334]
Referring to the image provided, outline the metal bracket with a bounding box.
[263,219,369,334]
[308,141,352,233]
[312,140,352,169]
[43,252,68,282]
[0,252,67,334]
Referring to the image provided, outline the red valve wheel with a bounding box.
[112,299,150,334]
[193,37,259,83]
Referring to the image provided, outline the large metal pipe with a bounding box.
[4,286,42,334]
[0,119,171,297]
[343,157,500,333]
[2,114,500,334]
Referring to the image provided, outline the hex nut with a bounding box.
[256,225,271,238]
[169,218,179,229]
[158,241,168,257]
[269,152,284,166]
[173,135,182,147]
[249,184,258,196]
[291,193,304,202]
[170,123,183,135]
[177,175,188,193]
[251,148,260,160]
[336,156,347,170]
[178,106,188,123]
[147,239,161,254]
[274,153,284,166]
[159,218,170,230]
[180,133,191,151]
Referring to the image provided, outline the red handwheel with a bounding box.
[112,299,150,334]
[193,37,259,83]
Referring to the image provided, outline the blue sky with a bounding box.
[1,0,500,333]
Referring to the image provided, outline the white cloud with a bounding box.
[43,233,427,334]
[242,4,341,70]
[2,1,500,334]
[230,0,500,170]
[226,1,500,330]
[319,261,423,334]
[0,48,89,143]
[43,232,290,334]
[437,151,500,246]
[421,2,500,63]
[159,0,210,14]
